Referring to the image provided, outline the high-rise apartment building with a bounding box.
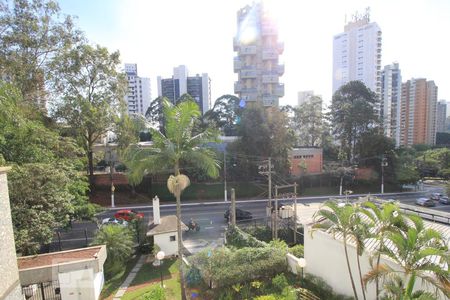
[157,65,210,114]
[124,63,151,115]
[436,100,447,133]
[332,10,382,96]
[233,2,284,107]
[380,63,402,146]
[298,90,314,106]
[399,79,438,146]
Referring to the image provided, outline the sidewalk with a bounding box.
[113,255,147,299]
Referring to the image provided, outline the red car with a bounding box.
[114,209,144,221]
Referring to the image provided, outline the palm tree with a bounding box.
[124,99,220,300]
[359,201,406,299]
[313,200,360,300]
[349,211,369,300]
[92,224,134,277]
[364,214,450,299]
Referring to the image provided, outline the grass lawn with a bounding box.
[100,255,140,300]
[122,258,181,300]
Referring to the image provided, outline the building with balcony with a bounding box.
[399,78,438,146]
[233,2,284,107]
[124,63,151,116]
[381,63,402,146]
[332,10,382,99]
[157,65,210,114]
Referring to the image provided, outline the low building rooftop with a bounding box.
[147,215,187,236]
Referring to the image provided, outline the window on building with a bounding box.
[170,235,176,242]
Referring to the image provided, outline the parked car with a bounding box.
[439,196,449,204]
[114,209,144,221]
[101,217,128,226]
[224,208,252,221]
[430,193,442,200]
[415,198,435,207]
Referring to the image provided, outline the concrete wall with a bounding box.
[154,232,178,256]
[286,253,302,275]
[0,167,23,300]
[305,224,446,299]
[58,268,103,300]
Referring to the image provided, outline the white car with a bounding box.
[102,217,128,226]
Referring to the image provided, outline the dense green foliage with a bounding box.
[292,96,324,147]
[91,224,134,277]
[52,43,127,186]
[330,81,380,161]
[225,225,268,248]
[0,0,82,104]
[0,83,91,254]
[190,246,287,288]
[142,286,166,300]
[288,244,304,258]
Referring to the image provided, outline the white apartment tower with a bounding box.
[332,10,382,96]
[233,2,284,107]
[124,64,151,115]
[157,65,210,114]
[381,63,402,146]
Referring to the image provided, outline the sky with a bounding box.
[58,0,450,109]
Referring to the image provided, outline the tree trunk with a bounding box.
[88,149,94,188]
[405,272,416,299]
[356,249,366,300]
[375,243,383,300]
[343,235,359,300]
[176,189,187,300]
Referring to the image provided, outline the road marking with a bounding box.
[204,226,214,230]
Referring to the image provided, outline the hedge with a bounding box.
[225,225,268,248]
[190,246,287,288]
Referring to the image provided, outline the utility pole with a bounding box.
[231,188,236,226]
[293,183,298,244]
[224,149,227,202]
[381,154,388,194]
[258,157,274,219]
[274,185,278,240]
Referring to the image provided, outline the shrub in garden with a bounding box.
[225,225,267,248]
[190,246,287,288]
[185,266,202,287]
[254,295,277,300]
[288,244,304,258]
[142,286,165,300]
[272,274,289,293]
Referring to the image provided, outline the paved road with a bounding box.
[54,186,450,253]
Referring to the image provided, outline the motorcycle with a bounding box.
[187,220,200,231]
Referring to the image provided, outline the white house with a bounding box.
[147,197,187,256]
[18,245,107,300]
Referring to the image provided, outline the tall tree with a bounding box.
[0,82,91,253]
[231,104,294,176]
[203,94,241,136]
[123,99,220,300]
[330,81,379,161]
[145,96,165,130]
[293,96,324,147]
[0,0,82,106]
[52,43,127,187]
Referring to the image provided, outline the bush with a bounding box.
[288,244,304,258]
[74,203,103,221]
[190,246,287,288]
[302,273,353,300]
[226,225,267,248]
[142,286,165,300]
[254,295,277,300]
[272,274,289,293]
[186,266,202,287]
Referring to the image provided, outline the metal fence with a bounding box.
[22,281,60,300]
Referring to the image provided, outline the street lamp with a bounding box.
[298,258,306,287]
[111,184,115,208]
[156,251,165,288]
